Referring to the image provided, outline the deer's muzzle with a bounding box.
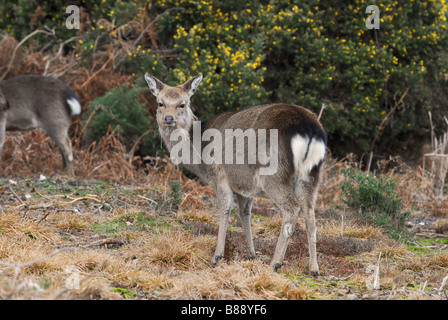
[164,115,175,125]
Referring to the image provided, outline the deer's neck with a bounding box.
[159,121,209,181]
[159,125,186,152]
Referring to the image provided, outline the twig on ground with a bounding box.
[0,247,78,269]
[33,186,53,201]
[84,238,127,248]
[36,211,51,224]
[136,194,158,205]
[33,186,102,204]
[8,186,26,206]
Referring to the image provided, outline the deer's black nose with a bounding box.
[165,116,174,124]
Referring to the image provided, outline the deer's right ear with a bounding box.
[144,73,165,97]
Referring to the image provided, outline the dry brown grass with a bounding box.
[434,220,448,234]
[0,127,175,185]
[1,174,447,299]
[320,220,383,240]
[177,209,215,223]
[255,214,282,235]
[0,235,171,299]
[0,210,60,243]
[426,253,448,269]
[135,231,215,271]
[372,242,410,260]
[167,260,308,300]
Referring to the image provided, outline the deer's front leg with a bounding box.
[212,181,234,265]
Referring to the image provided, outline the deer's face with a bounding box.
[145,74,202,132]
[156,87,191,129]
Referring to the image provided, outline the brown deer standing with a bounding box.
[145,73,326,275]
[0,75,81,175]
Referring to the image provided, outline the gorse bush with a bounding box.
[84,84,159,155]
[339,167,410,240]
[1,0,447,158]
[152,0,448,156]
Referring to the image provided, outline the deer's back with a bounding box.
[207,104,324,135]
[200,104,327,196]
[0,75,76,130]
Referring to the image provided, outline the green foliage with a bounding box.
[0,0,71,40]
[84,84,159,155]
[112,287,136,299]
[339,167,410,240]
[1,0,447,157]
[169,180,183,210]
[0,0,141,41]
[92,212,169,234]
[152,0,448,155]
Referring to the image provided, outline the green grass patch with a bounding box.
[417,238,448,246]
[92,212,172,234]
[112,287,136,299]
[406,238,448,255]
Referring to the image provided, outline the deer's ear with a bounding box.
[181,74,203,96]
[144,73,165,97]
[0,92,8,111]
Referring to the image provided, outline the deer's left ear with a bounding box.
[181,74,203,96]
[0,92,8,111]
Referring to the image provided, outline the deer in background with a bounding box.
[145,73,327,276]
[0,75,81,175]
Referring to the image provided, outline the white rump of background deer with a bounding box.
[0,75,81,175]
[145,73,327,276]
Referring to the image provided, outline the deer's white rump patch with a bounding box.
[291,134,325,177]
[67,97,81,116]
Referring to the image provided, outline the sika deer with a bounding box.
[0,75,81,175]
[145,73,327,275]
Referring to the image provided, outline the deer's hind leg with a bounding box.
[42,119,74,176]
[265,171,321,276]
[294,163,323,276]
[268,189,301,271]
[295,179,319,276]
[236,194,255,260]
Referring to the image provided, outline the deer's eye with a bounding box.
[178,103,185,109]
[158,102,164,108]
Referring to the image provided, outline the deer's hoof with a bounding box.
[212,255,223,266]
[310,270,320,278]
[272,263,281,272]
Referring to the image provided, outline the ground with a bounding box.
[0,171,447,300]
